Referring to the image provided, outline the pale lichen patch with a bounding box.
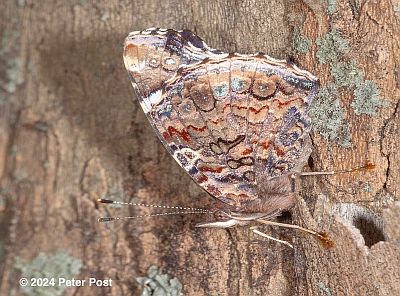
[327,0,337,15]
[316,28,349,64]
[351,80,385,115]
[0,30,24,103]
[14,250,82,296]
[292,28,311,54]
[313,28,385,147]
[310,84,352,147]
[136,265,183,296]
[395,4,400,18]
[331,60,363,88]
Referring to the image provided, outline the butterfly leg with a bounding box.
[295,161,375,177]
[256,219,334,248]
[250,226,294,248]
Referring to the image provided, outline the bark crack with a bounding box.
[380,98,400,190]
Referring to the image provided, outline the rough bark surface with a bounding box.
[0,0,399,295]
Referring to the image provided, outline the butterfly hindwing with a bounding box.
[123,29,318,208]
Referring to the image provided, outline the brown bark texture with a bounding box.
[0,0,399,295]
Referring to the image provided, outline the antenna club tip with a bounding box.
[98,217,116,222]
[365,161,375,170]
[318,232,335,248]
[98,198,114,204]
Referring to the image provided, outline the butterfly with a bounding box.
[119,27,322,229]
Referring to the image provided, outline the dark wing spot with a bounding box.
[227,157,254,169]
[210,143,224,155]
[243,171,255,182]
[181,30,205,49]
[189,166,199,176]
[217,135,246,153]
[176,153,188,166]
[165,30,184,56]
[189,83,216,112]
[227,159,240,169]
[252,78,277,99]
[239,157,254,166]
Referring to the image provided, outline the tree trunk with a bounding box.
[1,0,399,295]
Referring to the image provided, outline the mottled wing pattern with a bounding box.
[123,29,318,208]
[123,28,223,113]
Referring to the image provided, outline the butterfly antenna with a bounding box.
[299,161,375,177]
[97,198,211,212]
[98,211,209,222]
[256,219,334,248]
[97,198,211,222]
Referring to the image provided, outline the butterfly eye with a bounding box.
[213,210,230,221]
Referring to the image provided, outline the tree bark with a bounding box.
[0,0,399,295]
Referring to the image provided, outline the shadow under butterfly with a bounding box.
[98,28,375,249]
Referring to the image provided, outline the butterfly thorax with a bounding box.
[197,174,296,228]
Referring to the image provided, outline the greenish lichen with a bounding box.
[312,8,385,147]
[1,57,24,93]
[331,60,363,88]
[0,30,24,102]
[136,265,183,296]
[318,282,332,296]
[292,28,311,54]
[351,80,385,115]
[101,11,110,22]
[363,182,372,193]
[310,84,352,147]
[327,0,337,14]
[14,250,82,296]
[395,4,400,18]
[0,30,19,55]
[316,28,349,64]
[315,28,385,120]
